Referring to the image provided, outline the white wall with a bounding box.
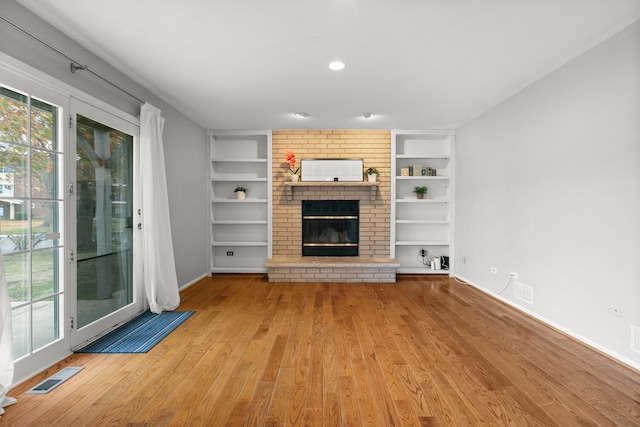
[1,0,209,286]
[455,20,640,367]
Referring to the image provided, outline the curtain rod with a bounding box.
[1,15,145,104]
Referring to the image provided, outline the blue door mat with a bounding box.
[75,310,195,353]
[26,367,84,394]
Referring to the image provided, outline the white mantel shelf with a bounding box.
[284,181,379,202]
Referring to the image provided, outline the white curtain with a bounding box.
[0,249,17,414]
[138,103,180,313]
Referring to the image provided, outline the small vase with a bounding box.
[236,191,246,200]
[367,174,377,182]
[291,174,299,182]
[416,193,424,199]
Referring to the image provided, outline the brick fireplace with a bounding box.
[266,130,398,282]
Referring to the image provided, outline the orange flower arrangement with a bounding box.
[284,150,299,175]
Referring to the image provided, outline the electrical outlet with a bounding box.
[420,249,427,257]
[226,251,234,256]
[491,266,497,274]
[608,304,624,318]
[510,271,518,279]
[461,257,466,265]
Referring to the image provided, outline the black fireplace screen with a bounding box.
[302,200,359,256]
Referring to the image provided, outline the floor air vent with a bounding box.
[26,367,83,394]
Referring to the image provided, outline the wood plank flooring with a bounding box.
[4,275,640,426]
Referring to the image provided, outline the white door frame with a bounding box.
[1,52,145,384]
[68,98,144,349]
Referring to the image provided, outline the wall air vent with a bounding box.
[514,281,533,304]
[632,325,640,354]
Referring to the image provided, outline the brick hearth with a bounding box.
[265,256,400,283]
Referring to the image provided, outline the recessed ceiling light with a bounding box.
[361,112,375,119]
[329,61,345,71]
[294,112,309,118]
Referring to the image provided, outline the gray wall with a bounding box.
[455,20,640,366]
[1,0,209,286]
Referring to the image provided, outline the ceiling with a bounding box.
[18,0,640,130]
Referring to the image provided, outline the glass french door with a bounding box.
[1,65,143,381]
[1,82,69,380]
[69,99,142,348]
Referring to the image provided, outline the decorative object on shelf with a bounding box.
[365,167,378,182]
[412,165,422,176]
[234,185,247,200]
[401,167,409,176]
[284,150,300,180]
[427,167,437,176]
[413,186,427,199]
[440,256,449,270]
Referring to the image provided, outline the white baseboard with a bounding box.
[454,274,640,372]
[179,274,208,292]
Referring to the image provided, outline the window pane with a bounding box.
[76,114,133,328]
[5,252,29,303]
[31,98,58,151]
[0,87,28,144]
[12,305,30,360]
[32,200,62,249]
[0,199,29,254]
[32,248,60,299]
[31,149,60,200]
[0,144,29,198]
[33,296,61,351]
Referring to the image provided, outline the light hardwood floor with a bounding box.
[4,275,640,426]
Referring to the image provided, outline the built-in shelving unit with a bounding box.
[208,130,272,273]
[391,130,455,274]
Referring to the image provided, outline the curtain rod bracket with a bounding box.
[70,63,88,73]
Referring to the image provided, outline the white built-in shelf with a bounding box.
[211,241,268,246]
[392,129,455,275]
[212,198,267,203]
[213,158,267,163]
[212,220,268,225]
[396,220,449,224]
[395,198,450,203]
[396,176,449,180]
[211,176,268,182]
[396,155,450,160]
[211,267,268,274]
[208,130,272,273]
[396,267,449,275]
[395,240,450,246]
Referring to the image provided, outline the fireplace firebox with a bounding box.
[302,200,359,256]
